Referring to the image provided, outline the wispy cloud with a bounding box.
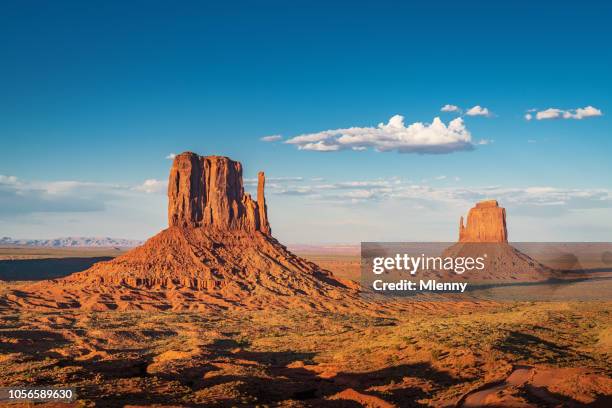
[133,179,166,193]
[0,175,18,184]
[527,106,603,120]
[166,153,177,160]
[0,176,115,215]
[0,175,167,217]
[465,105,492,117]
[260,134,283,142]
[261,175,612,214]
[441,104,461,113]
[244,176,304,187]
[284,115,476,154]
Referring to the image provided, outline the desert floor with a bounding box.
[0,248,610,407]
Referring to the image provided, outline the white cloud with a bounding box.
[533,106,603,120]
[0,175,18,184]
[567,106,603,119]
[0,175,117,215]
[477,139,492,145]
[285,115,475,154]
[268,176,612,214]
[298,141,341,151]
[536,108,564,120]
[268,177,304,182]
[465,105,492,117]
[134,179,166,194]
[260,135,283,142]
[441,104,461,113]
[525,113,533,121]
[3,173,610,242]
[166,153,176,160]
[0,175,169,217]
[441,104,493,117]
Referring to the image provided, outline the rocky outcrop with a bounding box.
[3,152,365,312]
[446,200,554,283]
[257,172,271,235]
[168,152,270,235]
[459,200,508,243]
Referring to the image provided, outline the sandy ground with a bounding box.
[0,302,610,407]
[0,249,611,407]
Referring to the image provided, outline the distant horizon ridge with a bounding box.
[0,236,144,248]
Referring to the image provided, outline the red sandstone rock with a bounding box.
[167,152,270,235]
[2,152,366,312]
[257,171,271,235]
[446,200,554,282]
[459,200,508,243]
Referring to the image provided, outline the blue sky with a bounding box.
[1,1,611,242]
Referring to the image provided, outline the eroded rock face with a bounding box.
[459,200,508,243]
[3,152,366,312]
[168,152,270,234]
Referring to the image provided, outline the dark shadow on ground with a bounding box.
[0,257,113,280]
[6,333,608,407]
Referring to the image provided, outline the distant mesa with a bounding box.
[444,200,554,282]
[1,152,365,312]
[459,200,508,243]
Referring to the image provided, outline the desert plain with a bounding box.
[0,245,611,408]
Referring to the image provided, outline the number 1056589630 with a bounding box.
[0,387,76,402]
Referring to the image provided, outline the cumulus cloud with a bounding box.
[166,153,177,160]
[533,106,603,120]
[535,108,564,120]
[441,104,494,117]
[284,115,476,154]
[441,104,461,113]
[134,179,166,194]
[465,105,492,117]
[570,106,603,119]
[260,135,283,142]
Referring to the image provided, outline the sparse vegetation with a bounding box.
[0,301,610,406]
[0,248,610,406]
